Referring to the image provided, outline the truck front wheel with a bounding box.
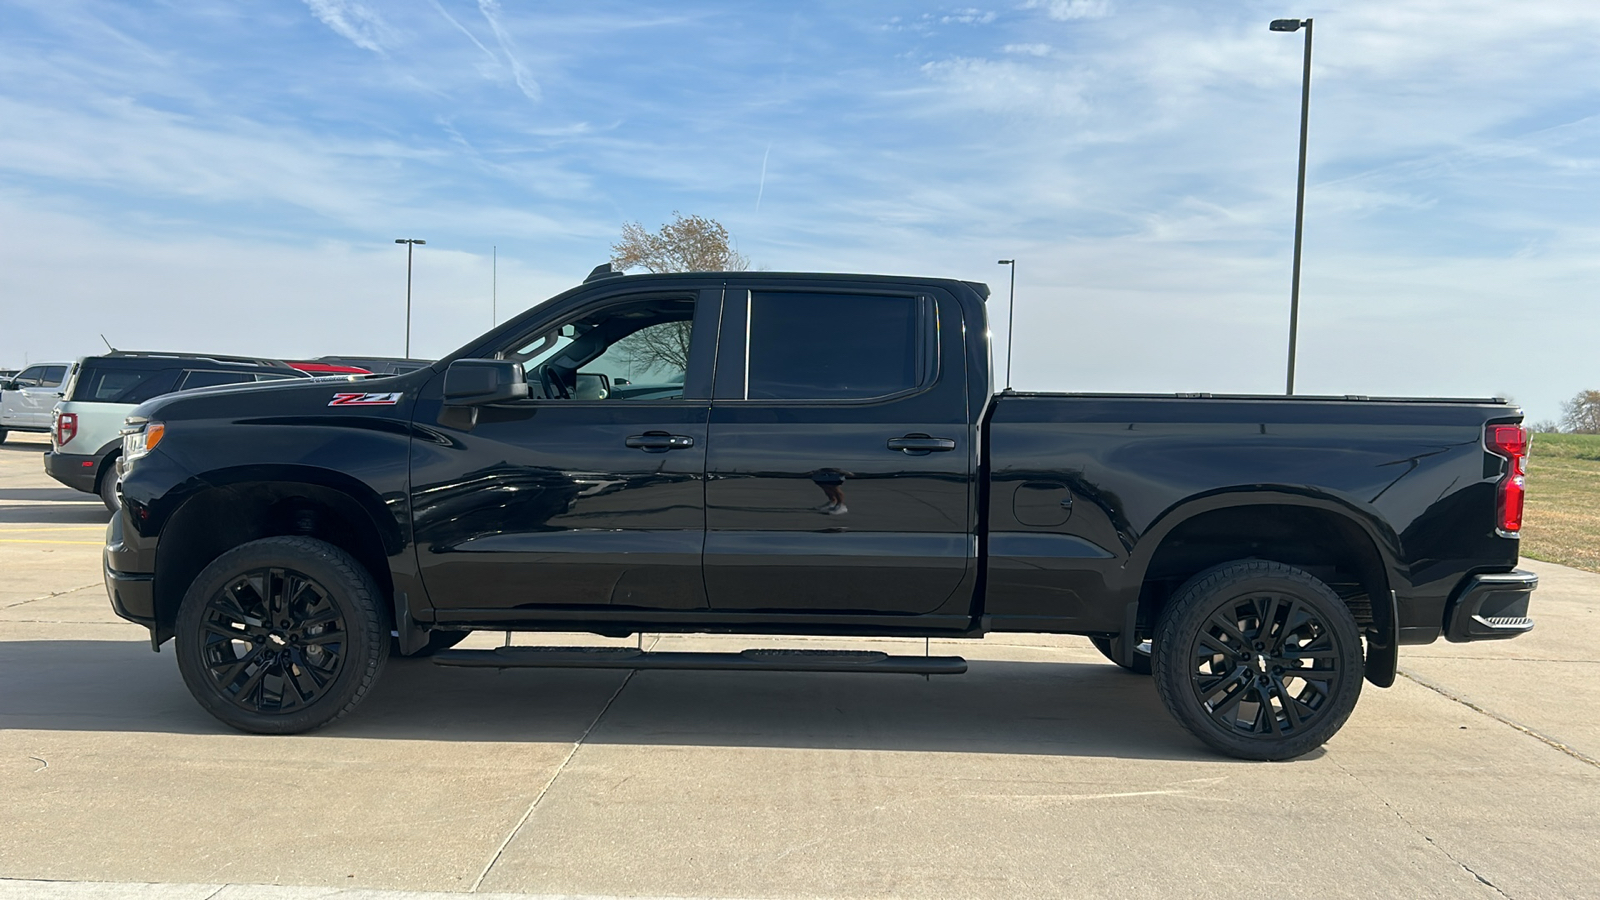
[1151,560,1363,760]
[175,536,389,734]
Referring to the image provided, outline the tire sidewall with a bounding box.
[175,536,388,734]
[1152,561,1364,761]
[98,469,120,512]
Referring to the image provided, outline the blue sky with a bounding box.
[2,0,1598,424]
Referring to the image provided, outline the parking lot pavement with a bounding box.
[3,433,1598,899]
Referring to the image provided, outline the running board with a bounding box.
[431,646,967,675]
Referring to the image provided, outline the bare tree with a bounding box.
[1529,419,1561,434]
[610,212,750,274]
[1560,389,1600,434]
[608,213,749,377]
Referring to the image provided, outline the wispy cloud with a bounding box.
[942,9,997,25]
[1002,43,1053,56]
[1021,0,1111,20]
[302,0,392,54]
[476,0,540,102]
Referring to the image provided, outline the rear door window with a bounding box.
[39,366,67,387]
[744,292,923,401]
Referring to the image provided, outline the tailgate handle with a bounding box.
[887,434,956,453]
[626,432,695,452]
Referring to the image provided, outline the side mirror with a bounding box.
[574,372,612,400]
[0,381,13,391]
[443,359,529,405]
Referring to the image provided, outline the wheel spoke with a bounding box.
[203,622,251,641]
[1204,671,1253,723]
[1207,610,1252,648]
[1196,634,1241,664]
[1258,686,1282,735]
[228,654,275,710]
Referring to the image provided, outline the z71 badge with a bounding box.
[328,392,403,407]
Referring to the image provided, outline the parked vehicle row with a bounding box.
[0,351,432,510]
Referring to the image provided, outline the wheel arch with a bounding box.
[1126,490,1398,681]
[151,466,402,641]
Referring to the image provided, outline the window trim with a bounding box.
[713,288,940,405]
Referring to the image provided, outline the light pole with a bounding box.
[997,259,1016,391]
[1271,17,1312,395]
[395,238,425,358]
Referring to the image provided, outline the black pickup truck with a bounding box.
[104,267,1536,759]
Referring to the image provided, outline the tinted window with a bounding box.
[76,367,150,402]
[39,366,67,387]
[746,292,921,400]
[179,370,255,390]
[13,366,45,386]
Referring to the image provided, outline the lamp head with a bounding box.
[1269,18,1305,32]
[997,259,1014,265]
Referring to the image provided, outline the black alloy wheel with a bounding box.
[175,536,387,734]
[1152,560,1363,761]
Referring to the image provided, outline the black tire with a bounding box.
[0,428,8,444]
[174,536,389,734]
[98,469,120,512]
[1089,635,1152,675]
[1152,560,1363,761]
[392,629,471,657]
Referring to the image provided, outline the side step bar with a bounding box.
[432,646,967,675]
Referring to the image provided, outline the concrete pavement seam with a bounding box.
[468,636,658,894]
[1327,758,1511,899]
[1398,667,1600,769]
[0,583,99,611]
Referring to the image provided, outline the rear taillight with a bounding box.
[55,411,78,447]
[1486,424,1528,537]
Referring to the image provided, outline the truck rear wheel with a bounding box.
[1152,560,1363,761]
[174,536,388,734]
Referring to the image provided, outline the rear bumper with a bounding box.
[44,450,101,493]
[1444,569,1537,642]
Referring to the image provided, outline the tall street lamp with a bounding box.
[1271,17,1312,395]
[395,238,426,358]
[997,259,1016,391]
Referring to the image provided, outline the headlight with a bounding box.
[122,420,165,467]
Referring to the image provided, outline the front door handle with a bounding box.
[626,432,695,452]
[887,434,957,453]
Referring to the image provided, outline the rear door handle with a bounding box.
[887,434,957,453]
[626,432,695,452]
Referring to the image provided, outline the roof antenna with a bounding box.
[100,334,117,352]
[997,260,1016,392]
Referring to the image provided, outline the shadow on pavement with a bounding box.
[0,487,91,501]
[0,506,109,524]
[0,638,1224,762]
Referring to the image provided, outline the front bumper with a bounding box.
[103,513,154,627]
[44,450,102,494]
[1444,569,1537,642]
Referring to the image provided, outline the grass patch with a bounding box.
[1522,433,1600,573]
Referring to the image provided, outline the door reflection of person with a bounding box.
[810,468,851,515]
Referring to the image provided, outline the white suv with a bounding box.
[0,362,73,442]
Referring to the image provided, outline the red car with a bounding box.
[286,361,371,375]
